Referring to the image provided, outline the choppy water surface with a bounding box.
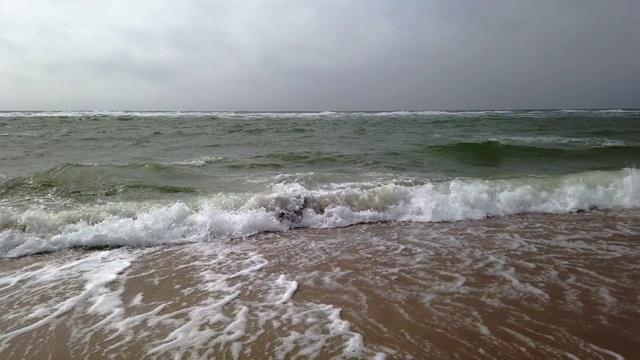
[1,110,639,256]
[0,110,639,358]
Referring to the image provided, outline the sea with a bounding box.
[0,110,638,358]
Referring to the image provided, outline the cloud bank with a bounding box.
[1,1,639,110]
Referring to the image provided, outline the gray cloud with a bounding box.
[1,0,639,110]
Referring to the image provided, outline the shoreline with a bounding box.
[2,207,636,260]
[0,209,638,358]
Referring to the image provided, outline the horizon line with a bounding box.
[1,108,638,113]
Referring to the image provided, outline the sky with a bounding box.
[1,0,639,111]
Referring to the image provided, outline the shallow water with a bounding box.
[1,210,638,358]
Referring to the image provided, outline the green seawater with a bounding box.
[2,110,639,198]
[1,110,639,256]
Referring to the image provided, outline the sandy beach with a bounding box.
[1,209,638,359]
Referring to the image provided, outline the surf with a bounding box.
[1,168,638,257]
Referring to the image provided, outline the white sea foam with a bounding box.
[0,204,286,257]
[0,250,137,350]
[587,343,625,360]
[0,168,638,257]
[168,156,223,167]
[274,275,298,305]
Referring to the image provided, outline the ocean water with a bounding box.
[1,110,639,358]
[1,110,639,256]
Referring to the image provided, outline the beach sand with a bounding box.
[1,210,638,359]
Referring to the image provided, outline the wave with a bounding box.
[167,157,223,167]
[1,168,638,258]
[428,140,640,166]
[0,111,228,118]
[0,163,202,202]
[76,157,223,168]
[3,109,638,119]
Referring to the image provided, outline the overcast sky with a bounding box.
[1,1,639,111]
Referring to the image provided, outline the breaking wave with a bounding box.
[1,168,638,257]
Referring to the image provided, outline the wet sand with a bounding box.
[1,210,639,359]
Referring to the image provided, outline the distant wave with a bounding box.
[2,109,638,119]
[0,111,226,118]
[0,161,223,200]
[427,140,640,166]
[1,168,638,257]
[167,157,223,167]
